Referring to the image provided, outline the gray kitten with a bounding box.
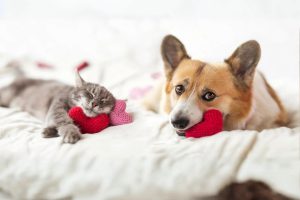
[0,72,116,144]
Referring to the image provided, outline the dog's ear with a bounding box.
[75,70,86,87]
[161,35,190,79]
[225,40,261,88]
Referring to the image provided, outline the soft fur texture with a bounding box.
[0,72,115,143]
[143,35,289,132]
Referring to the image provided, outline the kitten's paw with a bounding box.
[59,124,81,144]
[63,131,81,144]
[42,126,59,138]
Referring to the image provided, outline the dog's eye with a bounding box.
[202,91,216,101]
[175,85,185,95]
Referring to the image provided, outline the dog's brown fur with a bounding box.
[144,35,288,131]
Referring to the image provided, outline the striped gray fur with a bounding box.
[0,72,115,144]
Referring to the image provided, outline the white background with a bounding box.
[2,0,300,19]
[0,0,299,89]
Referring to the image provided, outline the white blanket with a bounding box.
[0,107,299,199]
[0,19,299,200]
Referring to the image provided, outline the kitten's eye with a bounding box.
[100,99,107,104]
[86,92,93,99]
[175,85,185,95]
[202,91,216,101]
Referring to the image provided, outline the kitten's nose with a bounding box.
[92,102,98,108]
[171,118,189,129]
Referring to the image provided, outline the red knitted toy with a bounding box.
[68,107,110,134]
[109,100,133,125]
[68,100,133,134]
[185,109,223,138]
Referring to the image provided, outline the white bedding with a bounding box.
[0,19,299,200]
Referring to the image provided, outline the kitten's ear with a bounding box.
[225,40,261,88]
[161,35,190,80]
[75,71,86,87]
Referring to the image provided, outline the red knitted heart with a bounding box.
[185,109,223,138]
[68,107,110,134]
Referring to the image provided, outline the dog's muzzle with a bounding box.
[176,130,186,136]
[171,117,189,129]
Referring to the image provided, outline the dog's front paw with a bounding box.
[59,124,81,144]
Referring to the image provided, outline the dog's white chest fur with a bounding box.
[244,72,280,130]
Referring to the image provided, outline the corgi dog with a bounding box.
[143,35,288,134]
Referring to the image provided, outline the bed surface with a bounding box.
[0,19,299,200]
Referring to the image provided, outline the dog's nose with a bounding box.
[171,118,189,129]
